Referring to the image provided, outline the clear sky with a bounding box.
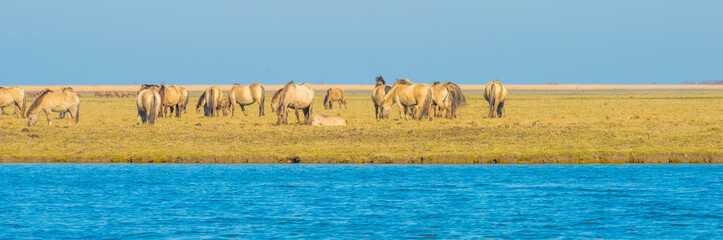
[1,1,721,85]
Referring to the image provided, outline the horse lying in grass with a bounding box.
[275,81,314,125]
[227,83,265,117]
[379,79,433,120]
[0,86,26,118]
[26,89,80,126]
[484,79,508,118]
[196,86,223,117]
[136,88,161,125]
[323,88,346,110]
[310,114,346,126]
[430,82,466,119]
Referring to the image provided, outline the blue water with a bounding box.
[0,164,721,239]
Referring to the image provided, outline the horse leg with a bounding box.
[374,103,379,119]
[1,106,6,115]
[493,101,501,118]
[488,100,495,118]
[258,102,264,117]
[295,109,300,123]
[241,105,248,116]
[498,102,505,118]
[304,104,312,124]
[45,110,52,126]
[175,105,181,118]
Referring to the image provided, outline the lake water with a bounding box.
[0,164,721,239]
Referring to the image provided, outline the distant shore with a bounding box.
[11,84,723,92]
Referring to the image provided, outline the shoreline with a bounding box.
[1,153,720,164]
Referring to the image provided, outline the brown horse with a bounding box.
[0,87,26,118]
[484,79,508,118]
[158,85,183,118]
[26,89,80,126]
[379,79,433,120]
[227,83,265,116]
[371,75,393,119]
[196,86,223,117]
[94,91,102,97]
[310,114,347,126]
[430,82,466,119]
[275,81,314,125]
[323,88,346,110]
[102,91,113,98]
[136,89,161,125]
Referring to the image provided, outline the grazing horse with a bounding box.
[227,83,265,116]
[26,89,80,126]
[379,79,433,120]
[94,91,102,97]
[275,81,314,125]
[102,91,113,98]
[136,89,161,125]
[371,75,393,119]
[430,82,466,119]
[310,114,347,126]
[0,87,26,118]
[484,79,508,118]
[323,88,346,110]
[196,86,223,117]
[270,88,300,122]
[158,85,183,118]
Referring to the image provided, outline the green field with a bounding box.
[1,90,721,164]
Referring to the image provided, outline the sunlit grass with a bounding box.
[0,90,721,163]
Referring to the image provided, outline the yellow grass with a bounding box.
[0,87,721,164]
[15,84,723,92]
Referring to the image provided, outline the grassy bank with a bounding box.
[1,90,721,164]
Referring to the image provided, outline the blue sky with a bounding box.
[1,1,721,85]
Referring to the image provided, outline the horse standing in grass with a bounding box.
[136,89,161,125]
[323,88,346,110]
[275,81,314,125]
[227,83,265,116]
[484,79,508,118]
[0,87,26,118]
[158,85,183,118]
[379,79,433,120]
[372,75,392,119]
[26,89,80,126]
[196,86,223,117]
[58,87,81,119]
[430,82,466,119]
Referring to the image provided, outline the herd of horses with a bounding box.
[94,91,136,98]
[0,77,508,127]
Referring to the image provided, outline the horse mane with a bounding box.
[234,83,241,85]
[375,75,386,86]
[26,89,54,116]
[276,81,295,112]
[431,81,441,85]
[394,78,413,86]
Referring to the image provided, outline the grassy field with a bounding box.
[1,89,721,164]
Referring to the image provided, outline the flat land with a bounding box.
[1,87,721,164]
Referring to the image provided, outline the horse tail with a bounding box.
[489,82,497,117]
[258,85,266,115]
[323,93,330,109]
[182,90,189,111]
[446,82,466,106]
[75,103,80,124]
[207,89,216,117]
[20,90,27,119]
[419,88,433,120]
[147,93,156,124]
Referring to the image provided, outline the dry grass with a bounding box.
[15,84,723,92]
[0,89,721,164]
